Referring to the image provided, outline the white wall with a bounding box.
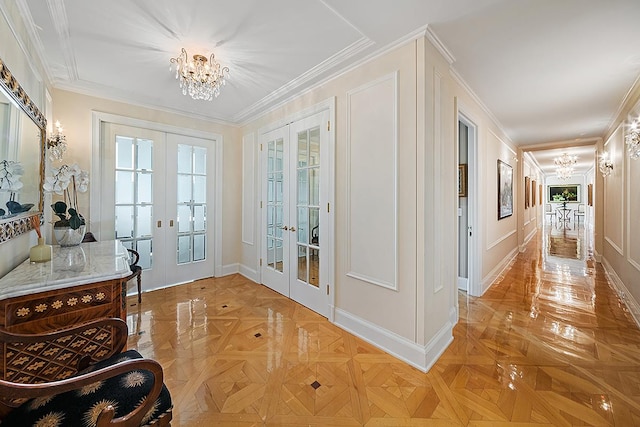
[600,83,640,324]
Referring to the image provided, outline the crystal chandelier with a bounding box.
[626,120,640,159]
[46,120,67,162]
[170,48,229,101]
[599,151,613,177]
[554,153,577,180]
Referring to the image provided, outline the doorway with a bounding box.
[92,114,223,293]
[457,114,479,295]
[260,109,331,317]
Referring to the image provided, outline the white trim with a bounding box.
[601,257,640,328]
[481,246,519,295]
[487,229,517,250]
[90,111,224,279]
[241,133,255,245]
[626,132,640,272]
[239,264,259,283]
[520,227,537,252]
[433,69,443,294]
[457,277,468,291]
[221,263,240,277]
[234,37,374,123]
[424,26,455,64]
[345,72,399,291]
[333,308,453,373]
[605,236,624,256]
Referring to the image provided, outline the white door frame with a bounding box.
[458,110,481,297]
[90,112,224,285]
[257,97,336,319]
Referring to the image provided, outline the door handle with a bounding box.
[281,225,288,231]
[290,226,296,232]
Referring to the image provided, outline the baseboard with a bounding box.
[333,308,453,373]
[239,264,259,283]
[481,246,519,295]
[457,276,468,291]
[221,263,240,277]
[601,257,640,328]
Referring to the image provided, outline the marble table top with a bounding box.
[0,240,130,300]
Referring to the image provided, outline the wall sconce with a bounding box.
[46,120,67,162]
[599,151,613,177]
[626,119,640,159]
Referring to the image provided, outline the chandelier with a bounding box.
[46,120,67,162]
[599,151,613,177]
[170,48,229,101]
[626,120,640,159]
[554,153,577,180]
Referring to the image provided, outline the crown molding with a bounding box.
[425,26,455,65]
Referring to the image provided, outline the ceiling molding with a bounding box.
[233,36,374,123]
[520,137,600,152]
[425,26,455,65]
[46,0,78,81]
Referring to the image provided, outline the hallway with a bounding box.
[127,223,640,426]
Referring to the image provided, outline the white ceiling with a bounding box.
[16,0,640,173]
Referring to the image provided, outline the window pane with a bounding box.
[115,206,133,238]
[310,208,319,246]
[193,147,206,174]
[297,169,308,205]
[297,207,308,244]
[137,172,152,204]
[115,171,134,204]
[193,176,206,203]
[298,130,308,168]
[268,141,275,173]
[310,167,320,206]
[116,136,133,169]
[267,237,275,268]
[178,235,191,264]
[309,127,320,166]
[136,205,153,237]
[310,250,319,288]
[276,138,284,171]
[137,139,153,170]
[275,239,283,272]
[177,205,191,233]
[177,144,192,174]
[194,234,205,261]
[297,245,307,283]
[177,175,191,203]
[137,239,152,270]
[194,205,206,232]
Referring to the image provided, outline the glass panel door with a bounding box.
[261,127,289,296]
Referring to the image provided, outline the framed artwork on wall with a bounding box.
[498,159,513,220]
[531,180,536,206]
[524,176,530,208]
[458,164,467,197]
[588,183,593,206]
[548,184,580,202]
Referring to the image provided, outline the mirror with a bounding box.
[0,56,46,243]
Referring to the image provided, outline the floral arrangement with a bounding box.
[43,164,89,229]
[0,160,24,193]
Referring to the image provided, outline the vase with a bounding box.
[54,224,86,247]
[30,237,52,262]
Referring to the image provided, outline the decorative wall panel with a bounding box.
[346,73,398,289]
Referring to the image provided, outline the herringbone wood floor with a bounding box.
[126,225,640,426]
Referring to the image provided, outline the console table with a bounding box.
[0,240,130,334]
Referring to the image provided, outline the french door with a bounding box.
[100,123,216,290]
[261,111,330,316]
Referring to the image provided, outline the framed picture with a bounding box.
[539,184,543,205]
[498,159,513,220]
[588,183,593,206]
[531,180,536,207]
[548,184,580,202]
[524,176,530,208]
[458,164,467,197]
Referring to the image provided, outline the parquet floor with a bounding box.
[126,224,640,426]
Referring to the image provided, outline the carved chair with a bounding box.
[0,318,172,426]
[126,249,143,304]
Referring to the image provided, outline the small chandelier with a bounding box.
[170,48,229,101]
[626,119,640,159]
[46,120,67,162]
[554,153,577,180]
[599,151,613,177]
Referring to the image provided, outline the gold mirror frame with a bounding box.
[0,56,46,243]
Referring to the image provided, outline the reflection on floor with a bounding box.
[127,224,640,426]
